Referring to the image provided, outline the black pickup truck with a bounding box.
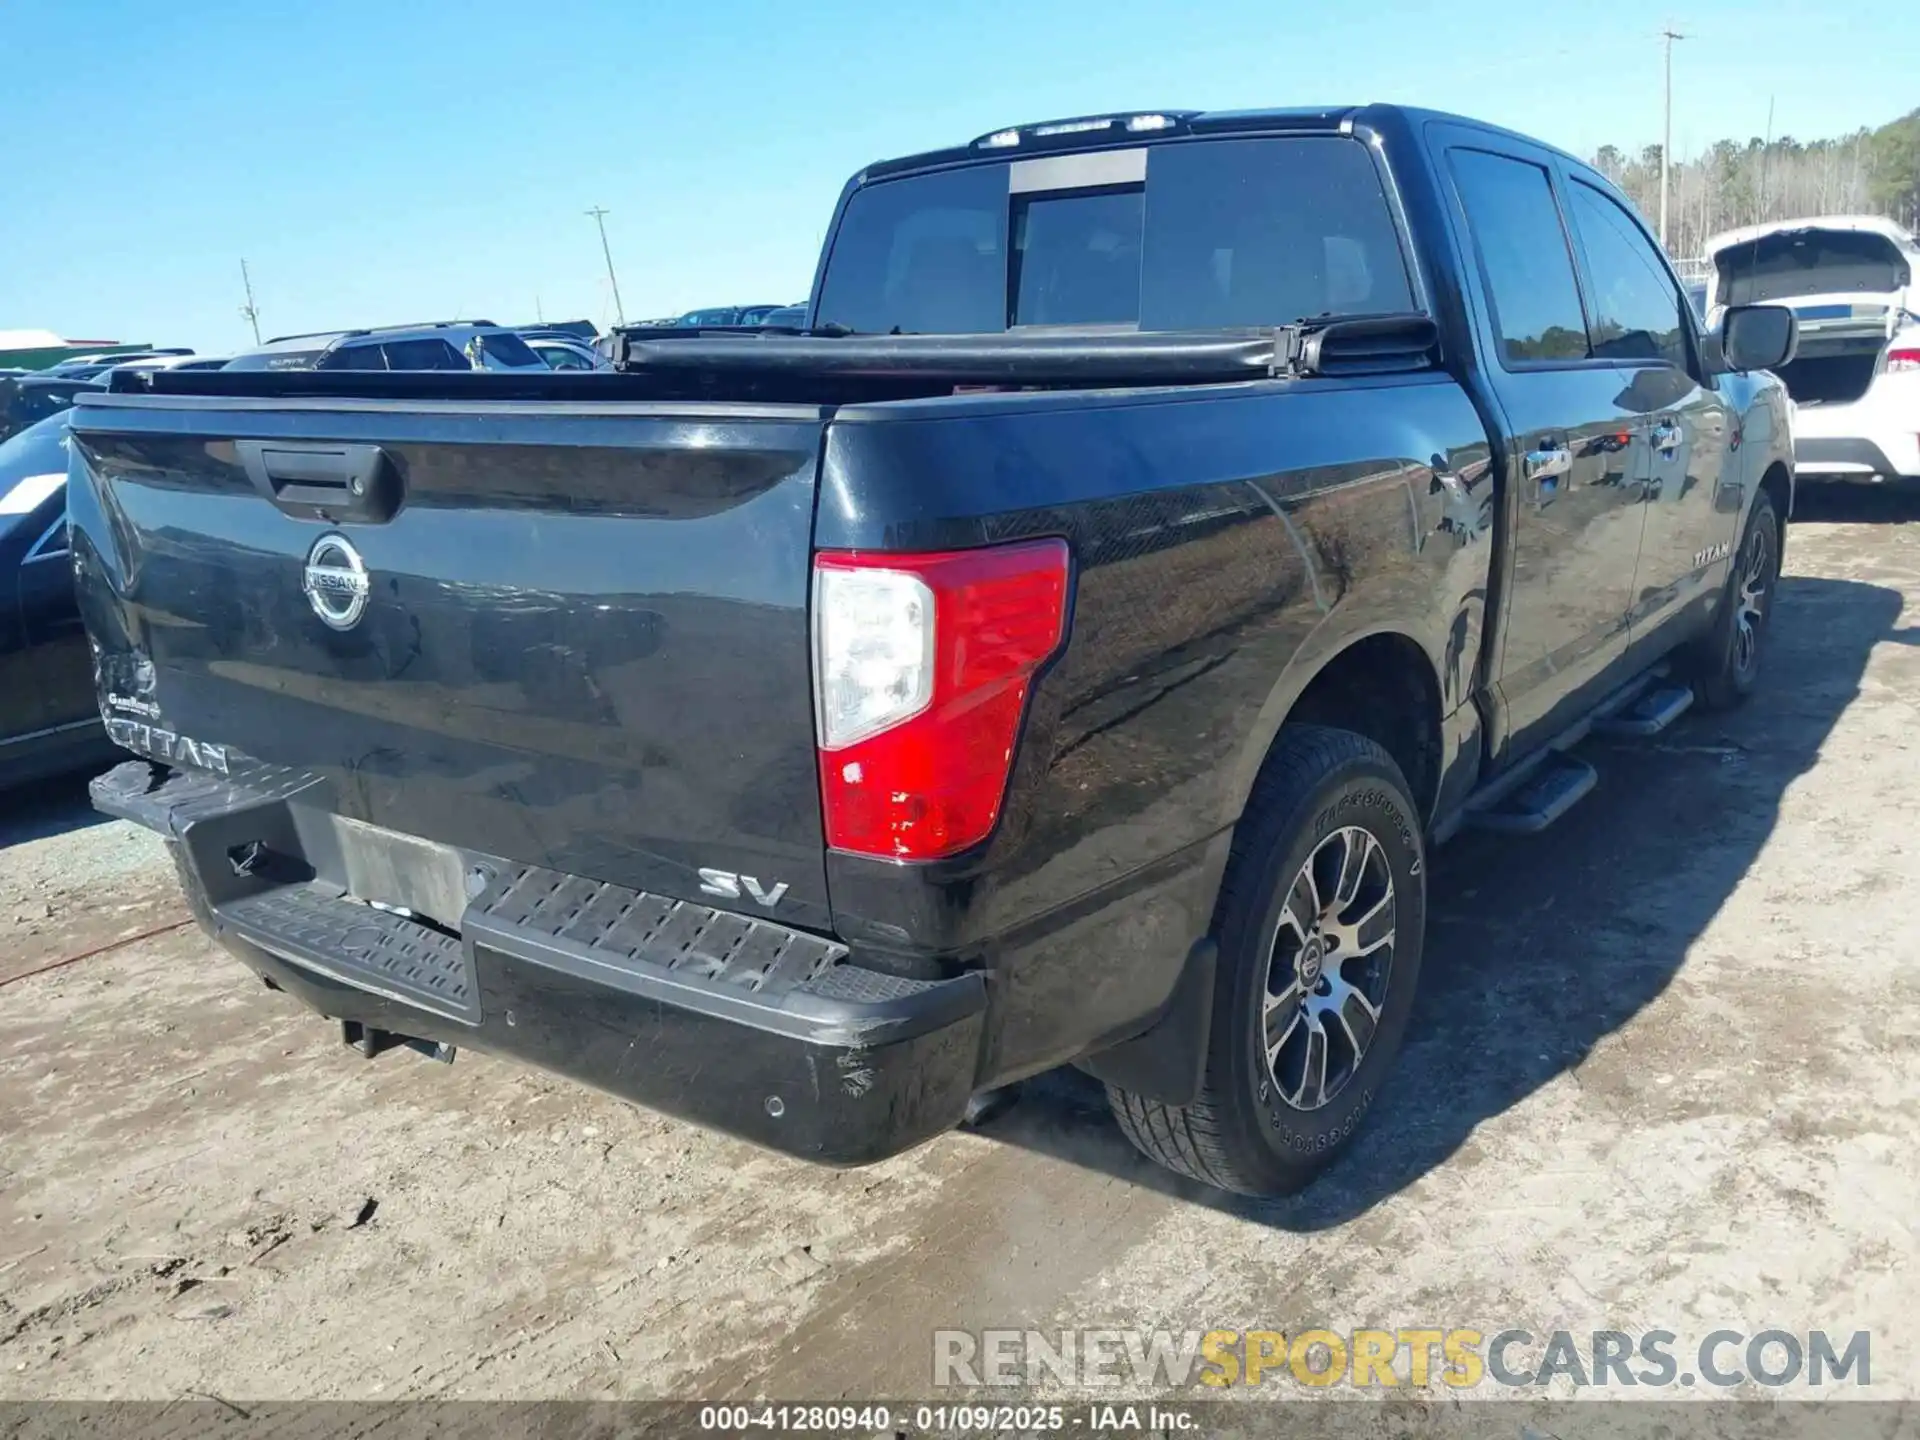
[70,105,1798,1197]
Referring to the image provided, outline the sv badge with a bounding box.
[697,868,790,908]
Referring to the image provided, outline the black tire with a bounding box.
[1688,491,1781,712]
[1107,725,1426,1197]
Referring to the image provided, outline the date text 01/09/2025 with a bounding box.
[695,1403,1200,1432]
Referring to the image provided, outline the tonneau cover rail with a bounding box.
[612,313,1440,385]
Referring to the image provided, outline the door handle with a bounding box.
[1523,446,1572,481]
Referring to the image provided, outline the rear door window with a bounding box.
[319,343,388,371]
[816,135,1414,334]
[1448,149,1590,364]
[381,338,469,371]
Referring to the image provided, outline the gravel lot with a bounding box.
[2,493,1917,1405]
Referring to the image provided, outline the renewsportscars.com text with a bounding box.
[932,1327,1871,1391]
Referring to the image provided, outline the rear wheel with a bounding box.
[1107,726,1426,1197]
[1689,491,1780,711]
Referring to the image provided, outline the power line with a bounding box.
[585,206,626,327]
[1659,25,1689,250]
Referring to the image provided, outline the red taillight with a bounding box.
[813,539,1070,860]
[1887,347,1920,373]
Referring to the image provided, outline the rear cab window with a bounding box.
[815,136,1416,334]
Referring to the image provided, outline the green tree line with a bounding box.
[1593,108,1920,264]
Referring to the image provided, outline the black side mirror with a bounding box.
[1719,304,1798,373]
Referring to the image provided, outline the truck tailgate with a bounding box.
[68,396,834,929]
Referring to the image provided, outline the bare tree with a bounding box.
[1597,109,1918,261]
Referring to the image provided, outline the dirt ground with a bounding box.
[2,491,1917,1407]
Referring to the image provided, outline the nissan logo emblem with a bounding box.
[303,533,371,631]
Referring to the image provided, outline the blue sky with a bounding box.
[3,0,1912,353]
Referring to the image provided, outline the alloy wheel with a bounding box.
[1262,826,1397,1111]
[1733,517,1776,677]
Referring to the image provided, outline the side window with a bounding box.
[382,338,468,371]
[1448,149,1589,364]
[1566,182,1689,369]
[319,343,387,371]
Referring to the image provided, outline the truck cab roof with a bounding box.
[861,103,1589,181]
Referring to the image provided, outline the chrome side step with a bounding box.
[1594,683,1695,738]
[1448,664,1691,840]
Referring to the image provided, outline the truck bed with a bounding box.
[70,361,1492,1107]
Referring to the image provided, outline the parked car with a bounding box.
[72,103,1795,1198]
[104,354,228,375]
[670,307,749,327]
[732,305,788,326]
[0,414,119,786]
[522,334,606,371]
[1,375,104,442]
[45,349,195,380]
[507,320,599,342]
[1701,216,1920,486]
[758,304,809,328]
[223,322,548,373]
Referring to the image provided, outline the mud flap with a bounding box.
[1075,938,1215,1106]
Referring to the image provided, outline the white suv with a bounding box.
[1701,216,1920,487]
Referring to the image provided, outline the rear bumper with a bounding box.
[1794,435,1919,482]
[92,759,986,1165]
[1792,385,1920,481]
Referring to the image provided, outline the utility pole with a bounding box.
[585,206,626,327]
[1659,26,1688,250]
[1758,95,1776,223]
[239,259,262,344]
